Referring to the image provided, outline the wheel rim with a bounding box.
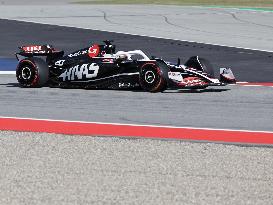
[17,62,37,87]
[21,67,32,80]
[140,64,165,92]
[144,70,156,84]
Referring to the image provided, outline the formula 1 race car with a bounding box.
[15,40,236,92]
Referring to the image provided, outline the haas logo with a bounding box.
[88,44,100,58]
[59,63,99,81]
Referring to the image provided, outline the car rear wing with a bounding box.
[15,44,64,60]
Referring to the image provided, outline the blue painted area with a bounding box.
[0,58,17,71]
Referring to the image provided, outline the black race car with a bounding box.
[15,40,235,92]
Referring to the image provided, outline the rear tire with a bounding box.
[16,57,49,87]
[139,62,169,92]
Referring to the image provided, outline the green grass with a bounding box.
[74,0,273,9]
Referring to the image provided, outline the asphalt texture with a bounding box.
[1,131,273,205]
[0,19,273,82]
[0,4,273,51]
[1,75,273,132]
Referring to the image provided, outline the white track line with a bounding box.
[0,71,16,74]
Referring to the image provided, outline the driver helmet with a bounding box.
[117,53,128,61]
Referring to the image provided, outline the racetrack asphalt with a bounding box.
[0,19,273,82]
[1,3,273,51]
[1,75,273,132]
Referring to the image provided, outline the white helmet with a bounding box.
[117,53,128,61]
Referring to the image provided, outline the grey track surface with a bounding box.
[1,131,273,205]
[0,3,273,51]
[0,19,273,82]
[1,75,273,132]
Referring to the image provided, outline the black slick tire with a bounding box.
[139,62,169,92]
[16,57,49,87]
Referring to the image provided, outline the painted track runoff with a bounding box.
[1,117,273,145]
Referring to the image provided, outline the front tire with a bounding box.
[16,57,49,87]
[139,62,169,92]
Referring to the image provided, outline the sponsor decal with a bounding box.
[118,82,139,88]
[88,44,100,58]
[59,63,99,81]
[55,60,66,66]
[102,58,114,63]
[22,45,42,52]
[68,50,88,58]
[168,72,183,82]
[184,77,207,86]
